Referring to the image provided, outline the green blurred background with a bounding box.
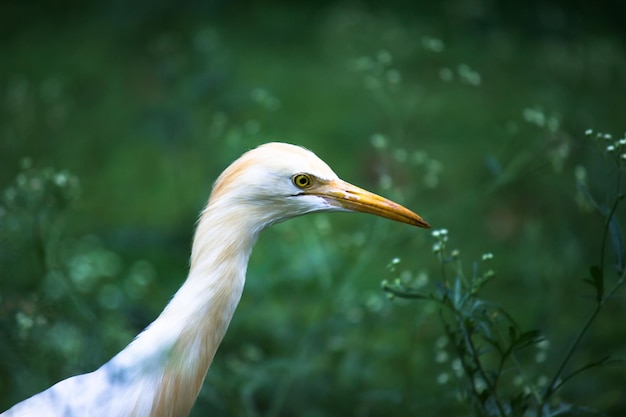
[1,0,625,415]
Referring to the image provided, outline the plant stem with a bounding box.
[457,315,507,417]
[539,192,625,414]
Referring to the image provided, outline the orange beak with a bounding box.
[309,179,430,228]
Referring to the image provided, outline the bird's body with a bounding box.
[2,143,429,417]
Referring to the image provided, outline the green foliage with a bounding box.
[383,133,626,416]
[2,2,626,417]
[1,159,80,290]
[0,163,155,404]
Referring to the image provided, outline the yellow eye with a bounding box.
[292,173,312,189]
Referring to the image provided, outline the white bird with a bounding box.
[2,142,429,417]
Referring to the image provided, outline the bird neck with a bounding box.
[108,200,260,417]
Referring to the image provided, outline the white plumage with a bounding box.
[2,142,429,417]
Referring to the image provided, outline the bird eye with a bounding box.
[292,173,312,189]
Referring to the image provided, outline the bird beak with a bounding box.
[310,179,430,228]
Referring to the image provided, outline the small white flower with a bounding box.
[435,336,448,349]
[537,375,549,387]
[535,351,547,363]
[437,372,450,384]
[536,339,550,350]
[386,69,401,84]
[439,67,454,82]
[370,133,387,149]
[435,351,449,363]
[376,49,392,65]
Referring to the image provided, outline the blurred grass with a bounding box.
[1,1,626,416]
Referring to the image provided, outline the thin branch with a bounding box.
[553,357,626,393]
[457,315,507,417]
[541,195,625,409]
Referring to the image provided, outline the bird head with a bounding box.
[208,142,430,230]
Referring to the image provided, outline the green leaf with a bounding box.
[508,325,518,345]
[513,330,542,350]
[583,265,604,302]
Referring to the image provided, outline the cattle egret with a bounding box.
[2,142,429,417]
